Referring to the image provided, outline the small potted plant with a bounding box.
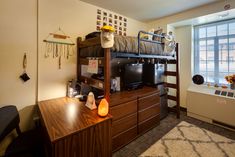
[225,74,235,90]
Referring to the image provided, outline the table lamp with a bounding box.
[98,98,109,117]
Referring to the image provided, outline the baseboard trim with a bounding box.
[212,120,235,131]
[168,106,187,112]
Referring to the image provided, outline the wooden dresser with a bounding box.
[38,97,112,157]
[110,87,160,152]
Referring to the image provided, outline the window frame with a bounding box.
[194,18,235,85]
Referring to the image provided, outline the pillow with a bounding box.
[164,31,176,53]
[139,29,155,41]
[153,28,163,42]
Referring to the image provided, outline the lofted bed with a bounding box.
[77,30,180,151]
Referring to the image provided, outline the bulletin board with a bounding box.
[96,9,127,36]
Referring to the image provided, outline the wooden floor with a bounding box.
[112,111,235,157]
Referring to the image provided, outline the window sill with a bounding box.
[187,83,235,99]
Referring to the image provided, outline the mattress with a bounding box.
[79,35,173,57]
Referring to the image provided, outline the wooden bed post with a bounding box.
[77,38,81,80]
[176,43,180,118]
[104,48,111,103]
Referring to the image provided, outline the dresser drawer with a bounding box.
[112,126,137,152]
[138,104,160,123]
[112,113,137,137]
[138,114,160,135]
[110,100,137,121]
[138,93,160,111]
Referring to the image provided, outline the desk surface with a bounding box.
[38,97,111,143]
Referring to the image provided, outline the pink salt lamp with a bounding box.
[98,98,109,117]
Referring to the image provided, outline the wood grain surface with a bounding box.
[110,86,159,107]
[39,97,112,157]
[52,119,112,157]
[38,97,111,142]
[110,87,160,152]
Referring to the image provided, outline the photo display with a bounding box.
[96,9,127,36]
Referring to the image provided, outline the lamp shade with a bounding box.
[98,98,109,117]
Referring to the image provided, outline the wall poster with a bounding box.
[96,9,127,36]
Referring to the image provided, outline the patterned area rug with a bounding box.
[140,121,235,157]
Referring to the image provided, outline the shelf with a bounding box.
[79,57,104,66]
[77,37,101,48]
[79,76,104,90]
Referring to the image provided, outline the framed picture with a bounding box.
[97,21,101,25]
[97,9,101,14]
[97,15,101,20]
[103,17,107,21]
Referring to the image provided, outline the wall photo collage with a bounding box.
[96,9,127,36]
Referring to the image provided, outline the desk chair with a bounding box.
[0,105,45,157]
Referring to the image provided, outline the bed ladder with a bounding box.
[165,43,180,118]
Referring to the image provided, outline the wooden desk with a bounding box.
[38,97,112,157]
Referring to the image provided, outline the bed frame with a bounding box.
[77,31,180,118]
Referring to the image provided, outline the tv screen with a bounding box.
[123,63,143,89]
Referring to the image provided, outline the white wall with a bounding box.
[0,0,147,154]
[175,26,192,108]
[0,0,148,131]
[0,0,37,154]
[38,0,147,101]
[0,0,38,130]
[147,0,235,107]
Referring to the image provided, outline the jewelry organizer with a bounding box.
[43,28,75,69]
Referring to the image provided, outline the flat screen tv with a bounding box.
[123,63,143,89]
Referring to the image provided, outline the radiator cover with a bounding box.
[187,84,235,127]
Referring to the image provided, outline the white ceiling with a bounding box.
[81,0,220,22]
[170,9,235,27]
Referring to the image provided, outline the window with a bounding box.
[194,19,235,85]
